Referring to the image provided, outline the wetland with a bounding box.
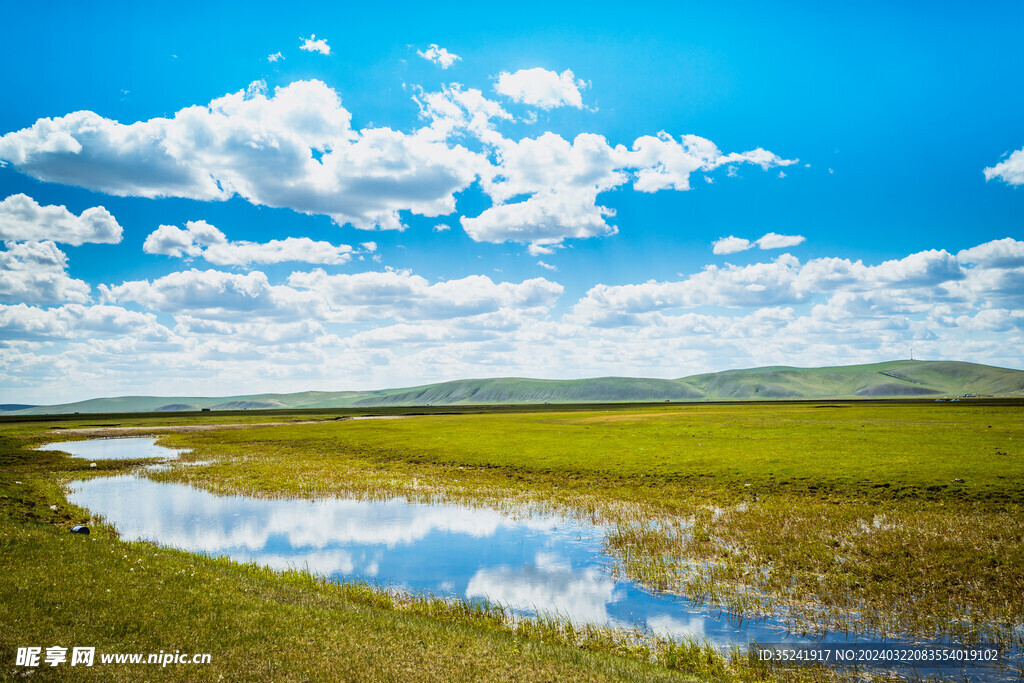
[3,400,1023,681]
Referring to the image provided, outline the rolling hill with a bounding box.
[4,360,1022,415]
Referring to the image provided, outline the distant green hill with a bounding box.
[7,360,1023,415]
[680,360,1024,400]
[351,377,705,407]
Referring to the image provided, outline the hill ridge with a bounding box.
[5,360,1023,415]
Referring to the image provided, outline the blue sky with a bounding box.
[1,1,1022,403]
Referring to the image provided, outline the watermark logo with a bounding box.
[15,646,207,667]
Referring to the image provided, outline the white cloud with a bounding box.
[756,232,805,250]
[0,80,485,231]
[537,260,557,271]
[0,241,90,305]
[0,193,122,245]
[983,147,1024,185]
[100,269,327,321]
[1,79,795,252]
[299,35,330,55]
[957,237,1024,269]
[461,186,617,247]
[480,132,625,204]
[571,247,971,326]
[713,233,805,254]
[712,236,752,255]
[433,224,450,232]
[143,220,356,266]
[628,133,797,193]
[462,132,626,251]
[268,52,283,63]
[494,68,586,109]
[0,79,799,283]
[205,238,354,267]
[287,268,563,321]
[456,126,794,251]
[416,44,460,69]
[142,222,215,258]
[415,83,512,143]
[0,303,164,341]
[6,238,1024,404]
[867,249,964,287]
[97,266,563,329]
[174,316,327,346]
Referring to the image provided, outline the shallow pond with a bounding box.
[39,437,186,461]
[62,438,1017,680]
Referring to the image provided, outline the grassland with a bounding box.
[2,400,1022,681]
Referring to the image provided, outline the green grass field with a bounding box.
[2,400,1022,680]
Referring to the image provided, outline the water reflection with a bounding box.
[66,474,765,644]
[38,437,185,461]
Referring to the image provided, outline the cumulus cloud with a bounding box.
[867,249,964,287]
[983,147,1024,185]
[628,133,797,193]
[756,232,805,250]
[957,237,1024,269]
[100,269,327,321]
[571,247,971,326]
[287,268,563,321]
[417,44,460,69]
[0,303,163,341]
[0,77,801,262]
[268,52,283,63]
[0,241,90,305]
[462,186,617,246]
[299,35,330,55]
[712,236,752,255]
[97,265,563,327]
[174,316,327,346]
[0,78,796,252]
[447,126,795,252]
[143,220,356,266]
[6,236,1024,403]
[0,193,122,245]
[460,132,625,250]
[415,83,512,144]
[0,80,485,231]
[495,68,586,109]
[458,127,794,251]
[713,233,804,255]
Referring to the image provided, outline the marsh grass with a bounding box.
[141,403,1024,654]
